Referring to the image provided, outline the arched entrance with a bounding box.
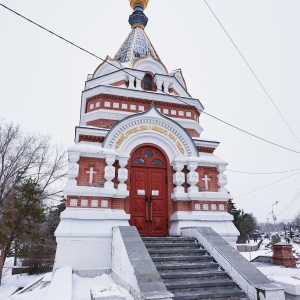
[129,145,168,237]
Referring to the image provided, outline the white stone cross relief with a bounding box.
[86,167,97,184]
[202,174,211,190]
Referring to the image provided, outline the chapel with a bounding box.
[54,0,239,273]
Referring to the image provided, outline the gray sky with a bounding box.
[1,0,300,223]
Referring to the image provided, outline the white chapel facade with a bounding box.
[54,0,239,272]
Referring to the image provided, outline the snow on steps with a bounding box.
[44,267,130,300]
[91,285,126,300]
[44,266,72,300]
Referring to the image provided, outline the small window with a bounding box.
[152,159,163,165]
[145,150,153,158]
[144,74,152,90]
[134,158,146,164]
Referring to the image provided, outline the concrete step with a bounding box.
[148,248,207,257]
[165,278,237,291]
[142,236,245,300]
[152,256,214,263]
[160,270,229,282]
[171,288,246,300]
[142,237,197,242]
[155,262,220,271]
[144,242,201,248]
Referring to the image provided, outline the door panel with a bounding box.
[130,146,168,237]
[148,169,167,236]
[130,169,148,236]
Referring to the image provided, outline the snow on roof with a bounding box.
[199,152,227,166]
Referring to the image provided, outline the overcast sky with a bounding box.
[1,0,300,223]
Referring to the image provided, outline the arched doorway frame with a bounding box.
[128,143,171,237]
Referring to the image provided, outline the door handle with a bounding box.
[149,196,153,222]
[145,195,148,222]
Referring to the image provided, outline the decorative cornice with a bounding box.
[102,104,199,157]
[80,85,204,123]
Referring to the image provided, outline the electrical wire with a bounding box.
[1,3,300,154]
[277,187,300,217]
[227,167,300,175]
[203,0,300,145]
[233,171,300,200]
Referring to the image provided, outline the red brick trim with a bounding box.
[87,119,118,129]
[85,94,200,120]
[197,146,215,153]
[110,80,129,87]
[78,135,104,143]
[169,87,179,96]
[186,128,200,137]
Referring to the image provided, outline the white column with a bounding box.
[128,75,135,89]
[136,76,142,90]
[163,81,170,94]
[217,165,228,193]
[118,157,129,191]
[172,161,185,194]
[155,79,163,93]
[187,161,199,193]
[67,152,80,186]
[104,154,116,189]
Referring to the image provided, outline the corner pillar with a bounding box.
[217,165,228,193]
[67,152,80,186]
[117,156,129,191]
[187,160,199,193]
[104,154,116,189]
[172,161,185,194]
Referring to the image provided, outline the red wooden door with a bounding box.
[130,146,168,237]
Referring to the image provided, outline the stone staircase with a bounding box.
[142,237,246,300]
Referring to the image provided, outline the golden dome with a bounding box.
[129,0,149,10]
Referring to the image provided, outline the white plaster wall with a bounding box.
[54,208,130,273]
[170,211,239,247]
[54,236,112,271]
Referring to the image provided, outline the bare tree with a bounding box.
[0,121,67,284]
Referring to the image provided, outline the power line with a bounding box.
[233,171,300,200]
[1,3,300,154]
[277,187,300,217]
[227,167,300,175]
[203,0,300,145]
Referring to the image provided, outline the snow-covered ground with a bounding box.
[240,239,300,298]
[0,257,133,300]
[0,240,299,299]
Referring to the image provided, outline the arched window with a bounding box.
[134,158,146,164]
[152,159,163,165]
[143,74,152,90]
